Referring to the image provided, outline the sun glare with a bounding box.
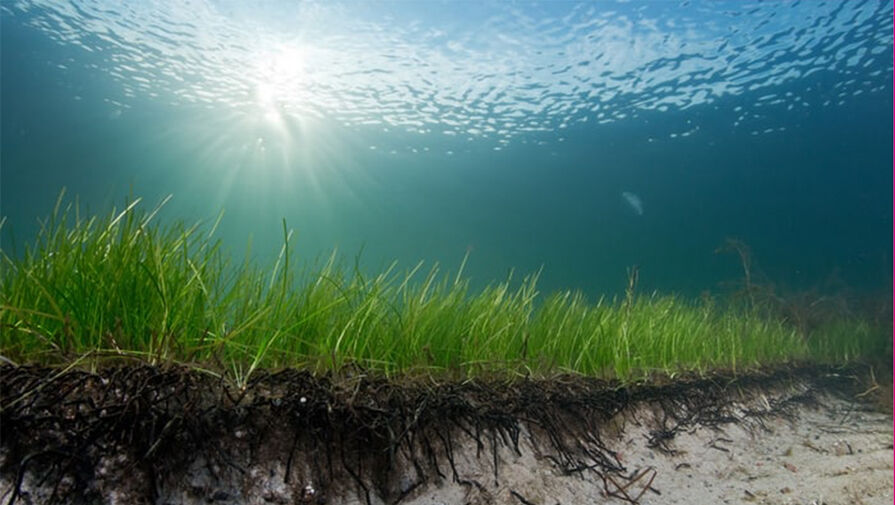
[254,45,307,122]
[186,39,361,198]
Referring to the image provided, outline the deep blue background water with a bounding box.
[2,0,892,299]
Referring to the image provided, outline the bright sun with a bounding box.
[254,45,307,121]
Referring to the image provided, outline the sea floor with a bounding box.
[1,365,891,504]
[406,394,893,505]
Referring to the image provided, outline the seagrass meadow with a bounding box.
[2,1,893,502]
[0,193,888,384]
[0,195,891,505]
[0,198,891,504]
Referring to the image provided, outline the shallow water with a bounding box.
[1,0,892,298]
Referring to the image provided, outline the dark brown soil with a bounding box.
[0,363,869,505]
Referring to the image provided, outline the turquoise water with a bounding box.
[1,0,892,298]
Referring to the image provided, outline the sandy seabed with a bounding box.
[411,394,893,505]
[1,366,891,505]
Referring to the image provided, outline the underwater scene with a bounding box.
[0,1,893,503]
[2,0,892,374]
[2,0,891,294]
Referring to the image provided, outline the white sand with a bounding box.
[403,395,892,505]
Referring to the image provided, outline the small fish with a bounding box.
[622,191,643,216]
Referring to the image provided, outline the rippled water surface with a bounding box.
[2,0,892,296]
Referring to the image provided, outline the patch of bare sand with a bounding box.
[403,395,892,505]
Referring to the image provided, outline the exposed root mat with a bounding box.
[0,364,889,504]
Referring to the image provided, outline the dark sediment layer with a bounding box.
[0,363,868,504]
